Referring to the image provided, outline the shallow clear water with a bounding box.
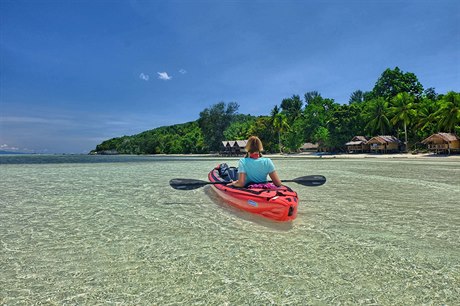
[1,155,459,305]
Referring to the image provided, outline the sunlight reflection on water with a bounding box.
[1,155,459,304]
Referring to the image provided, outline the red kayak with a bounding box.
[208,163,299,222]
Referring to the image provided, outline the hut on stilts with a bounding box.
[345,136,370,153]
[367,136,402,153]
[422,133,460,155]
[220,140,248,156]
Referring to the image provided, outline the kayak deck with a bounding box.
[208,164,299,222]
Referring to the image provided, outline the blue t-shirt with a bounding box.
[238,157,276,185]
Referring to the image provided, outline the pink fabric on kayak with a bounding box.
[247,183,278,189]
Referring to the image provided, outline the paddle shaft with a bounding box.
[170,175,326,190]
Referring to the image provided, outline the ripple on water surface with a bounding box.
[1,156,459,304]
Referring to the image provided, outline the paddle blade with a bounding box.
[169,178,209,190]
[290,175,326,187]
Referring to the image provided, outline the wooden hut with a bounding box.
[345,136,370,153]
[220,141,232,156]
[367,136,402,153]
[422,133,460,154]
[237,140,248,150]
[231,140,247,156]
[220,140,248,156]
[300,142,319,152]
[225,141,236,156]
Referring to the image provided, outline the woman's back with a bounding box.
[238,157,275,185]
[228,136,282,188]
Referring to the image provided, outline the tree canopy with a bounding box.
[92,67,459,154]
[198,102,239,152]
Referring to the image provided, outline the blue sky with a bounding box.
[1,0,459,153]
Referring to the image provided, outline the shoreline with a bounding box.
[267,152,460,160]
[139,152,460,160]
[4,152,459,160]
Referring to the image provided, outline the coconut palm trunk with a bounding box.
[390,93,415,153]
[404,122,408,152]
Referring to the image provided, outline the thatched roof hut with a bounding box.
[220,141,231,155]
[367,136,402,153]
[422,133,460,154]
[235,140,248,149]
[345,136,370,153]
[220,140,248,156]
[232,140,247,155]
[300,143,319,152]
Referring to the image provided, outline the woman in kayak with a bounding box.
[228,136,282,188]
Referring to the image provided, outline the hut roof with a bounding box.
[345,136,369,146]
[301,142,319,149]
[367,135,401,144]
[355,136,369,142]
[236,140,248,147]
[345,141,364,146]
[222,140,248,148]
[422,133,459,144]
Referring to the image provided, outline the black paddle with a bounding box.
[169,175,326,190]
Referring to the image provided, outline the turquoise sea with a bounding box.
[1,155,459,305]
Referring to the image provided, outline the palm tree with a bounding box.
[389,92,415,151]
[415,98,438,135]
[364,97,391,135]
[349,90,364,104]
[434,91,460,132]
[272,112,289,153]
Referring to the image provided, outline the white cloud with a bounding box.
[179,69,187,74]
[157,72,172,80]
[0,144,19,151]
[139,73,150,81]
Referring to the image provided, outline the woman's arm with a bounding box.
[228,172,246,187]
[269,171,282,187]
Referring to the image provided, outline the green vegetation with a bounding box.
[92,67,459,154]
[94,121,206,154]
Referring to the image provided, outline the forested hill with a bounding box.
[92,67,460,155]
[92,121,207,155]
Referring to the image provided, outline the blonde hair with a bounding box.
[245,136,263,156]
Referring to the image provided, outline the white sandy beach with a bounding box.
[157,152,460,160]
[270,152,460,159]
